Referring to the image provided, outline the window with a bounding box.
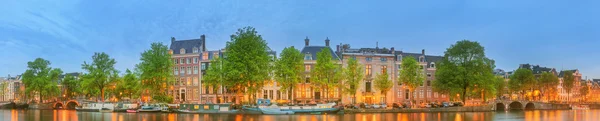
[366,82,372,92]
[304,53,312,60]
[434,92,438,98]
[194,66,199,74]
[193,48,199,53]
[180,48,185,54]
[193,77,198,86]
[180,78,185,86]
[194,58,198,64]
[202,52,209,60]
[187,58,191,64]
[201,63,207,70]
[366,57,373,62]
[405,89,409,99]
[427,73,431,78]
[175,78,179,86]
[269,90,274,99]
[180,67,185,74]
[366,65,372,77]
[175,59,179,64]
[427,81,431,86]
[277,90,281,100]
[430,63,435,68]
[174,67,178,75]
[305,77,310,83]
[381,65,387,73]
[419,89,424,98]
[263,90,268,99]
[397,56,402,61]
[305,65,311,72]
[180,58,184,64]
[187,67,192,74]
[380,57,387,62]
[419,56,424,62]
[427,90,431,98]
[187,77,192,86]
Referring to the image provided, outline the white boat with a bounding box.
[138,103,169,112]
[280,103,340,113]
[259,104,294,115]
[571,105,590,110]
[76,103,114,112]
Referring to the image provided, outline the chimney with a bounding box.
[325,37,330,46]
[171,37,176,43]
[201,35,206,51]
[304,36,310,46]
[391,47,395,54]
[336,45,340,52]
[422,49,425,55]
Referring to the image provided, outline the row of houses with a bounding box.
[495,64,600,103]
[167,35,450,104]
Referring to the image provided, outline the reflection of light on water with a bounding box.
[11,110,18,121]
[455,113,462,121]
[169,113,176,121]
[235,114,243,121]
[438,113,441,121]
[421,113,425,121]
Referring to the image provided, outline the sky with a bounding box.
[1,0,599,79]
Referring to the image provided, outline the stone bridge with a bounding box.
[493,100,570,111]
[51,100,81,109]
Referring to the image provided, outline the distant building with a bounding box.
[392,49,448,104]
[296,37,342,104]
[557,69,583,102]
[168,35,205,103]
[1,75,22,102]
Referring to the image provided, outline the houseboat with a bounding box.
[176,103,238,114]
[76,103,114,112]
[114,103,139,112]
[138,103,168,112]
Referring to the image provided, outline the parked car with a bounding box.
[442,102,450,107]
[393,103,402,109]
[430,102,439,108]
[448,102,454,107]
[372,104,381,109]
[381,103,387,109]
[345,104,358,109]
[419,103,431,108]
[453,102,464,107]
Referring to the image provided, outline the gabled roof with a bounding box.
[518,64,557,75]
[301,46,339,60]
[558,69,578,77]
[170,38,203,54]
[395,51,442,64]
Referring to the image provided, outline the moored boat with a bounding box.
[114,102,139,112]
[280,103,340,114]
[76,103,114,112]
[242,106,263,114]
[100,108,114,113]
[176,103,239,114]
[571,105,590,110]
[259,104,294,115]
[138,103,163,112]
[126,109,138,113]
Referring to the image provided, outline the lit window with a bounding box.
[366,65,372,77]
[305,65,311,72]
[381,65,387,73]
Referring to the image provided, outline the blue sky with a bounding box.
[1,0,599,78]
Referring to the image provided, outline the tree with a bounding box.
[343,58,363,104]
[204,57,225,103]
[562,71,575,102]
[580,83,590,102]
[433,40,495,104]
[224,26,272,104]
[399,56,424,105]
[61,74,82,99]
[115,69,141,100]
[374,72,392,104]
[137,42,174,103]
[0,82,7,101]
[509,68,535,100]
[274,46,304,102]
[494,76,506,99]
[539,72,559,101]
[21,58,63,103]
[312,48,342,102]
[81,52,119,102]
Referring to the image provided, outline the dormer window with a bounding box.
[304,53,312,60]
[180,48,186,54]
[193,47,199,53]
[430,62,435,68]
[397,55,402,61]
[419,56,425,62]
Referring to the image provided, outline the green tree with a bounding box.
[562,71,575,102]
[274,46,304,102]
[580,83,589,102]
[137,42,174,103]
[21,58,63,103]
[312,48,342,102]
[61,74,82,99]
[224,27,272,104]
[115,69,141,100]
[0,82,7,101]
[539,72,559,101]
[374,72,392,104]
[399,56,424,105]
[509,68,535,100]
[343,58,363,104]
[204,57,225,103]
[495,76,506,99]
[81,52,119,102]
[433,40,495,103]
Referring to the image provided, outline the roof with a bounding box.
[170,38,203,54]
[558,69,578,77]
[395,51,443,64]
[518,64,557,75]
[59,72,81,79]
[300,46,340,60]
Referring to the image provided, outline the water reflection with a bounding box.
[2,109,600,121]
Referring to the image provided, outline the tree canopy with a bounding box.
[61,74,81,99]
[21,58,63,103]
[224,26,272,103]
[136,42,174,103]
[433,40,495,103]
[399,56,423,102]
[312,48,342,102]
[81,52,119,102]
[343,58,363,104]
[274,46,304,101]
[115,69,141,100]
[539,72,559,101]
[562,71,575,102]
[374,71,392,103]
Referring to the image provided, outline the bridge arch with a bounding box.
[65,100,79,110]
[496,103,506,111]
[509,101,523,110]
[525,102,535,110]
[53,102,64,109]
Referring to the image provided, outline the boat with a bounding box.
[100,108,113,113]
[114,103,139,112]
[280,103,340,114]
[176,103,239,114]
[138,103,162,112]
[76,103,114,112]
[259,104,294,115]
[242,105,263,114]
[126,109,138,113]
[571,105,590,110]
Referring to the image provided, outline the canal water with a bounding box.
[0,109,598,121]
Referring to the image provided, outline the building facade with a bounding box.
[169,36,205,104]
[393,50,448,104]
[296,37,342,104]
[338,47,395,104]
[557,69,583,102]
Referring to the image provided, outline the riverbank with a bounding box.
[342,106,494,113]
